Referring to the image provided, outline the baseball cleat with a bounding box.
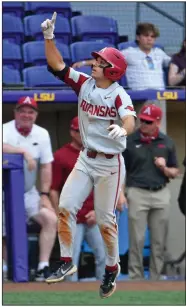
[35,266,51,282]
[99,263,121,298]
[45,261,77,284]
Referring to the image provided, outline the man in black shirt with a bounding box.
[178,157,186,215]
[123,103,179,280]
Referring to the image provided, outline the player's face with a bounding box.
[14,106,38,128]
[91,57,109,80]
[140,119,160,134]
[137,32,156,51]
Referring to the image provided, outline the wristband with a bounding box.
[81,61,86,66]
[40,192,50,197]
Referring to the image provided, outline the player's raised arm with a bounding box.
[41,12,65,71]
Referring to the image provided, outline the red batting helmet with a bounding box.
[91,47,127,81]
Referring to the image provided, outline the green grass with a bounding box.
[3,291,185,305]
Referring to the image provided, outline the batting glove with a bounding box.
[108,124,127,139]
[41,12,57,40]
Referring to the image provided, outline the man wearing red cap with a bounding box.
[122,103,179,280]
[41,13,136,298]
[50,116,105,282]
[3,96,57,281]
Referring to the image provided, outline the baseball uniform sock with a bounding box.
[60,257,72,263]
[3,259,8,272]
[3,264,8,281]
[3,264,8,274]
[37,261,49,271]
[106,264,118,272]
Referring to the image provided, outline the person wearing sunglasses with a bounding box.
[50,116,105,282]
[122,103,179,280]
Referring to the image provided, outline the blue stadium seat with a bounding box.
[2,2,24,18]
[82,241,92,253]
[71,15,119,44]
[24,2,72,19]
[3,14,24,44]
[143,228,150,257]
[23,41,71,66]
[70,41,115,63]
[118,41,137,50]
[117,208,150,257]
[119,75,128,88]
[24,14,71,44]
[118,41,164,50]
[3,40,22,70]
[23,66,65,87]
[117,209,129,255]
[3,66,22,85]
[75,66,92,76]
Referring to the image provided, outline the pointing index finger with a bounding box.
[51,12,57,24]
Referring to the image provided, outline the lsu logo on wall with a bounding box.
[34,93,55,102]
[157,91,178,100]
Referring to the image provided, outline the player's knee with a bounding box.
[58,197,79,215]
[95,210,114,226]
[39,208,57,228]
[49,211,58,227]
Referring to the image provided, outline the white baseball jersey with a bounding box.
[3,120,53,192]
[54,67,136,154]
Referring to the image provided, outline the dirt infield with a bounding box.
[3,281,185,292]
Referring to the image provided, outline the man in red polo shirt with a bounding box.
[50,116,105,281]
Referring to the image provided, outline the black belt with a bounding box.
[82,147,115,159]
[140,184,166,191]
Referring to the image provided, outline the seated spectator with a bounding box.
[121,23,171,90]
[3,97,57,281]
[72,23,171,91]
[168,38,186,87]
[50,116,105,281]
[123,103,179,280]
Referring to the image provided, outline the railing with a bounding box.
[136,2,185,34]
[3,153,28,282]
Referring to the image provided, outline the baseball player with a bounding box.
[50,116,105,282]
[41,12,136,298]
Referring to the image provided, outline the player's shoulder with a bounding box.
[70,67,92,81]
[115,84,131,99]
[3,120,14,128]
[54,144,71,159]
[127,129,140,142]
[3,120,16,132]
[159,131,175,147]
[32,124,50,139]
[153,47,166,56]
